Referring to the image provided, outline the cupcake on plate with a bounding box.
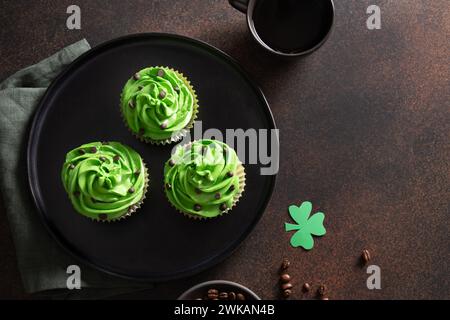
[61,141,148,222]
[164,139,245,219]
[120,66,198,145]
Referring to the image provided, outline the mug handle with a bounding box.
[228,0,249,13]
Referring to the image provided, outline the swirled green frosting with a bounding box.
[61,142,146,221]
[121,67,195,141]
[164,140,242,218]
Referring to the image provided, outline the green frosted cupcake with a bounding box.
[164,139,245,219]
[61,142,148,222]
[120,66,198,145]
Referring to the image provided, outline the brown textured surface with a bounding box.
[0,0,449,299]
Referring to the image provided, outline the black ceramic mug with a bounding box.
[229,0,335,57]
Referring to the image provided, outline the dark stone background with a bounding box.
[0,0,449,299]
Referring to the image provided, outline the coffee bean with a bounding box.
[302,283,311,292]
[281,258,290,271]
[227,171,234,178]
[98,214,107,221]
[236,293,245,300]
[282,289,292,298]
[157,69,165,77]
[280,273,291,283]
[159,90,166,99]
[281,283,293,291]
[220,203,227,211]
[128,100,135,109]
[219,292,228,300]
[317,284,327,296]
[113,155,120,162]
[133,73,141,80]
[78,149,85,155]
[128,187,135,194]
[361,249,371,264]
[207,289,218,299]
[160,121,168,129]
[194,204,202,211]
[215,192,221,199]
[169,159,175,167]
[69,164,75,170]
[228,292,236,300]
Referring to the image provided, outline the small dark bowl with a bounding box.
[178,280,261,300]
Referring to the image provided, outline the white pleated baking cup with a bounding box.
[165,162,246,221]
[120,67,199,146]
[91,161,150,223]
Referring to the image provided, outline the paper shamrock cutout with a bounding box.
[285,201,326,250]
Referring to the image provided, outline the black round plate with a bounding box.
[28,33,277,281]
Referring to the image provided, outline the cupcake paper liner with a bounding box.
[120,67,199,146]
[93,161,150,223]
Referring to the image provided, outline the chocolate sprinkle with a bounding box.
[215,193,221,199]
[133,73,141,80]
[90,147,97,153]
[159,90,166,99]
[157,69,165,77]
[98,214,108,221]
[128,187,135,194]
[194,204,202,211]
[220,203,228,211]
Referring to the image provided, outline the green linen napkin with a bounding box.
[0,40,151,298]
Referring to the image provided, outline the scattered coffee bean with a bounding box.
[281,283,293,291]
[215,192,221,199]
[302,283,311,292]
[228,292,236,300]
[361,249,371,265]
[280,273,291,283]
[207,289,218,299]
[133,73,141,80]
[128,187,135,194]
[219,292,228,300]
[157,69,165,77]
[220,203,228,211]
[317,284,327,297]
[98,214,107,221]
[236,293,245,300]
[194,204,202,211]
[282,289,292,298]
[281,258,290,271]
